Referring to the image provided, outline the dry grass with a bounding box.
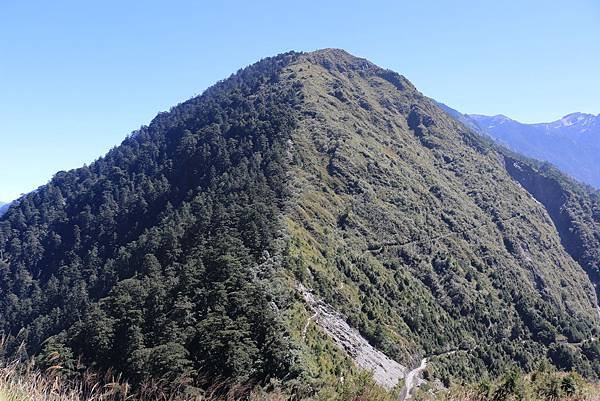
[0,356,183,401]
[0,351,395,401]
[0,344,287,401]
[3,355,599,401]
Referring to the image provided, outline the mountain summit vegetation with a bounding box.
[0,49,599,399]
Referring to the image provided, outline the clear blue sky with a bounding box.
[1,0,599,201]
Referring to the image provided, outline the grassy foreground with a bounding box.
[0,352,387,401]
[1,355,599,401]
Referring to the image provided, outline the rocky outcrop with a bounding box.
[297,284,407,389]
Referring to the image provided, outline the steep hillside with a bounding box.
[0,52,305,391]
[0,49,599,397]
[501,152,600,300]
[283,50,599,382]
[438,103,600,299]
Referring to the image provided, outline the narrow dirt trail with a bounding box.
[367,214,523,254]
[398,350,459,400]
[297,284,466,397]
[301,311,318,340]
[399,357,428,401]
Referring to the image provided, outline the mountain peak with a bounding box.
[307,47,354,58]
[299,48,417,94]
[557,112,597,127]
[301,48,378,72]
[469,113,512,120]
[467,113,517,128]
[1,49,599,396]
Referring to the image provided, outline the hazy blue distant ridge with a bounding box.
[436,101,600,188]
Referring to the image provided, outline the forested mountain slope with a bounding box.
[0,53,303,388]
[437,103,600,301]
[283,50,599,382]
[0,49,599,397]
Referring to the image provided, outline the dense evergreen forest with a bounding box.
[0,49,599,398]
[0,52,304,388]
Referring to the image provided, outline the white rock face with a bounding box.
[297,284,408,389]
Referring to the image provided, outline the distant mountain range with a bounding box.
[0,202,9,216]
[437,102,600,188]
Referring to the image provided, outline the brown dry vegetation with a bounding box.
[0,359,389,401]
[1,350,599,401]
